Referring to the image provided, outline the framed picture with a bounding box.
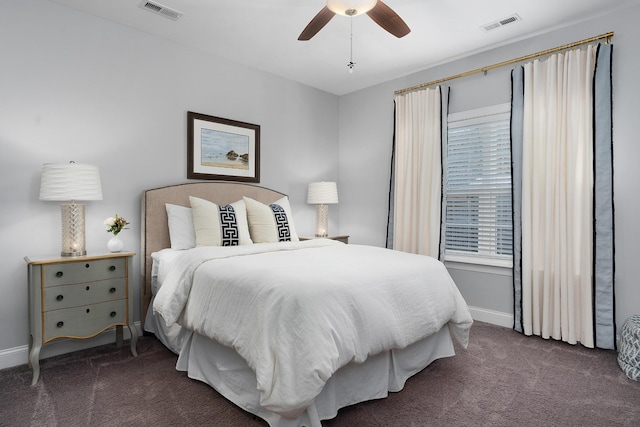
[187,111,260,182]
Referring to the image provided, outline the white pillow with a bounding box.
[165,204,196,250]
[243,196,299,243]
[189,196,253,246]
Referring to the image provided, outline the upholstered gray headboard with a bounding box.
[140,182,286,329]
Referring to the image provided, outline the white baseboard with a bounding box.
[0,322,142,371]
[0,345,28,371]
[468,305,513,328]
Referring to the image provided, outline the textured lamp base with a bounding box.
[315,204,329,238]
[60,202,86,256]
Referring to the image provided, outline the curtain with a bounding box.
[389,86,447,257]
[511,43,615,349]
[592,43,615,349]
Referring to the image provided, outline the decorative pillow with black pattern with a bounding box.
[189,196,253,246]
[243,196,299,243]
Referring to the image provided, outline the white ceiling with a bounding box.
[51,0,636,95]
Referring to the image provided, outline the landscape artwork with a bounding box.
[187,111,260,182]
[200,128,250,170]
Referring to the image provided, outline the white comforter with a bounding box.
[153,239,472,417]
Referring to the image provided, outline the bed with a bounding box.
[141,182,473,427]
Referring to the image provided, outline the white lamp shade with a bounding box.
[39,162,103,201]
[307,182,339,204]
[327,0,377,16]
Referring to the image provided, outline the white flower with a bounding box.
[104,214,129,235]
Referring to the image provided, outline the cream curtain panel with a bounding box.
[511,44,615,349]
[391,86,444,257]
[523,46,596,346]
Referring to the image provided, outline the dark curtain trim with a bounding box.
[385,101,397,249]
[592,43,616,350]
[438,86,449,261]
[510,66,525,334]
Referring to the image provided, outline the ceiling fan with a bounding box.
[298,0,411,41]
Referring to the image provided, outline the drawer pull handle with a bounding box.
[56,271,63,278]
[110,311,117,317]
[86,286,90,291]
[56,321,64,328]
[109,265,116,272]
[109,287,116,293]
[86,308,90,313]
[56,295,64,301]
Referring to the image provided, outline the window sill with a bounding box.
[444,254,513,276]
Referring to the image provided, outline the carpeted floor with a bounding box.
[1,322,639,426]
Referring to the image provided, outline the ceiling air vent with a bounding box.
[139,1,183,21]
[481,14,522,32]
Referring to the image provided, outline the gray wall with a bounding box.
[0,0,339,360]
[338,4,640,330]
[2,0,638,365]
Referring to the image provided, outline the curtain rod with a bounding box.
[394,31,614,96]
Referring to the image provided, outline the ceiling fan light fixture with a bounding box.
[298,0,408,41]
[327,0,377,16]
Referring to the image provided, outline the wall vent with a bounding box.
[139,1,183,21]
[481,14,521,32]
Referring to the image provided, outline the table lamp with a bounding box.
[307,181,338,238]
[39,161,103,256]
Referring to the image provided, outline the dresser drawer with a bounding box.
[43,278,127,311]
[26,252,138,385]
[42,258,126,287]
[43,299,127,341]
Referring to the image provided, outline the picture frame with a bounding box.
[187,111,260,182]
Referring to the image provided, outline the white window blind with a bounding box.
[445,104,512,266]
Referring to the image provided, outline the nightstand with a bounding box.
[300,235,349,244]
[25,252,138,385]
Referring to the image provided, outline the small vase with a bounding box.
[107,236,124,253]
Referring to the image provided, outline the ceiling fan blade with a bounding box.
[298,6,336,41]
[366,0,411,38]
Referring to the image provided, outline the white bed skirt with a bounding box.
[145,306,455,427]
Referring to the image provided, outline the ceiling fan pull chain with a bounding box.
[348,17,355,73]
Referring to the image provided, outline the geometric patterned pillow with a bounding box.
[243,196,299,243]
[189,196,253,247]
[618,314,640,382]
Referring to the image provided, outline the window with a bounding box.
[444,103,512,267]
